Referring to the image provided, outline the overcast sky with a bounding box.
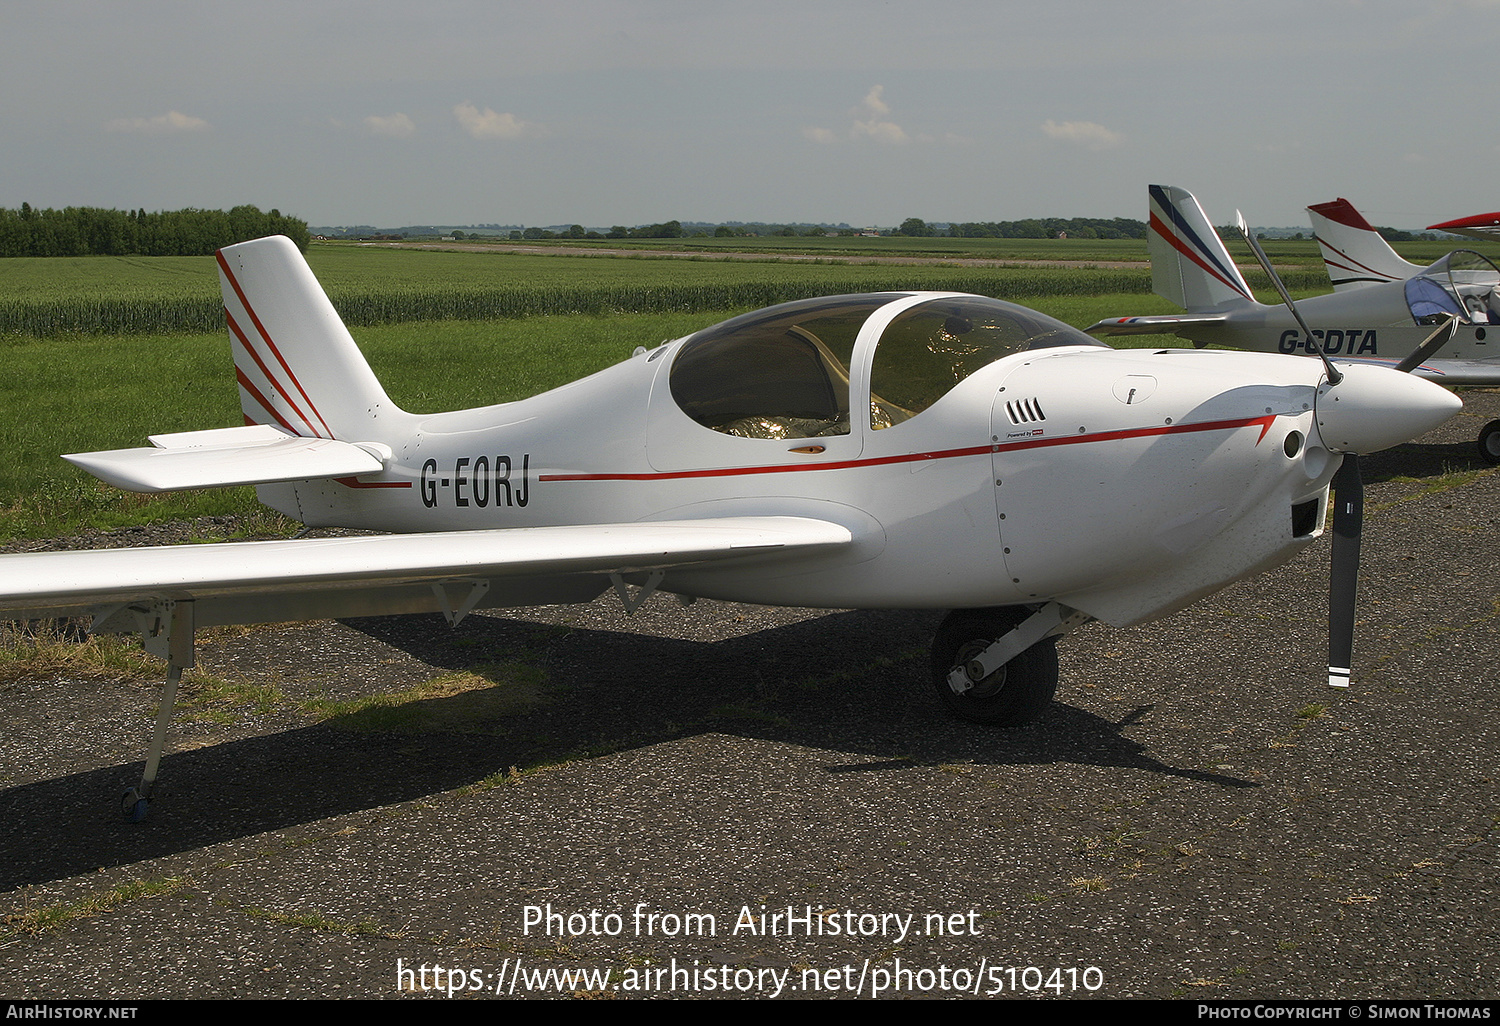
[4,0,1498,230]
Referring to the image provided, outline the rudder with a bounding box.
[217,235,399,440]
[1306,198,1419,291]
[1148,184,1255,312]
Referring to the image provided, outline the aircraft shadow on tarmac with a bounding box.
[1358,437,1489,481]
[0,605,1253,891]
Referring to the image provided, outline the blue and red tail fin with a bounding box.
[217,236,398,440]
[1148,184,1256,312]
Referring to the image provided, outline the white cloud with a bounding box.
[806,84,910,146]
[851,84,908,144]
[363,113,416,138]
[453,102,539,140]
[1040,119,1124,150]
[858,84,891,118]
[104,111,210,135]
[852,117,908,144]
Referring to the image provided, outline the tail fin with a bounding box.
[1306,198,1420,291]
[217,236,398,440]
[1148,185,1256,312]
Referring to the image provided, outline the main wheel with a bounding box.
[930,608,1058,726]
[1479,420,1500,465]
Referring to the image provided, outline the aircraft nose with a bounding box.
[1313,363,1462,455]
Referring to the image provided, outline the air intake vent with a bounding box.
[1291,498,1320,538]
[1005,398,1048,425]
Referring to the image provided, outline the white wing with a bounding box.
[0,517,853,627]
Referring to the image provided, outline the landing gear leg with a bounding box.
[930,603,1088,726]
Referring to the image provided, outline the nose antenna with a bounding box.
[1233,211,1342,386]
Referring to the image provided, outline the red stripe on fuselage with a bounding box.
[334,476,412,489]
[539,415,1277,483]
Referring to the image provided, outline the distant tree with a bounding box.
[451,229,466,240]
[627,220,684,239]
[897,217,932,237]
[0,203,309,257]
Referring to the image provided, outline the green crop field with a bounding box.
[2,244,1163,338]
[0,237,1393,339]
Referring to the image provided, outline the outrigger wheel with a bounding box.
[121,788,149,823]
[930,607,1059,726]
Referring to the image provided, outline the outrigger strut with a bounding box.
[93,599,196,822]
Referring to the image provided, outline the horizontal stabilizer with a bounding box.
[63,424,387,492]
[1084,314,1230,337]
[0,516,854,625]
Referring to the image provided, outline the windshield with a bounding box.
[1405,249,1500,324]
[868,295,1102,428]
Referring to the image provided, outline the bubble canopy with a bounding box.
[668,293,1102,439]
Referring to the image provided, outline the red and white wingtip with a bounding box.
[1427,212,1500,242]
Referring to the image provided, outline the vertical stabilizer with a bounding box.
[1307,198,1420,291]
[217,236,399,440]
[1148,185,1255,312]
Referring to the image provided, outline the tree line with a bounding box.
[0,204,311,257]
[899,217,1149,239]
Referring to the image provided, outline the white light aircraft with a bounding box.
[0,235,1460,820]
[1086,185,1500,461]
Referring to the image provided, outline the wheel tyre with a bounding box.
[1479,420,1500,465]
[930,608,1059,726]
[122,788,149,823]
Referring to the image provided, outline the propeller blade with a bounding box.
[1327,453,1363,688]
[1394,313,1460,374]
